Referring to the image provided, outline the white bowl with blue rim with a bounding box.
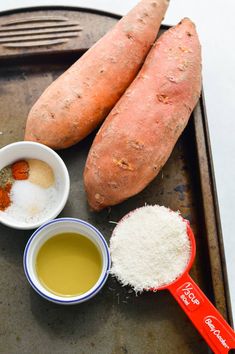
[23,217,110,304]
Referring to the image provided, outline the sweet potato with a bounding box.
[84,18,202,211]
[24,0,170,149]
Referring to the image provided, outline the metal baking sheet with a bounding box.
[0,6,231,354]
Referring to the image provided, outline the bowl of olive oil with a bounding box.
[23,218,110,304]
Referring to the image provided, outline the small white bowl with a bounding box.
[0,141,70,230]
[23,218,110,304]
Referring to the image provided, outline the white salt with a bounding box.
[2,180,58,224]
[110,205,191,293]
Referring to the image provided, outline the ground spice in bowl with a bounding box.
[0,166,14,188]
[0,158,58,223]
[0,186,11,211]
[0,160,31,211]
[27,159,54,188]
[0,166,14,211]
[11,160,29,180]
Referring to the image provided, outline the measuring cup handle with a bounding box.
[168,273,235,353]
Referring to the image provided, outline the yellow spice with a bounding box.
[27,159,54,188]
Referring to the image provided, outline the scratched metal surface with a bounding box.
[0,7,228,354]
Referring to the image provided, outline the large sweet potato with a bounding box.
[24,0,170,149]
[84,18,202,211]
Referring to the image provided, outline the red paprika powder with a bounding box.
[0,187,11,211]
[11,160,29,180]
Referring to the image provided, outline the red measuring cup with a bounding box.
[155,221,235,353]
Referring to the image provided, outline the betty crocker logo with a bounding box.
[204,317,230,349]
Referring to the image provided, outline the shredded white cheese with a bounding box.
[110,205,191,292]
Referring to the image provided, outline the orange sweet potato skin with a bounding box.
[84,18,202,211]
[24,0,170,149]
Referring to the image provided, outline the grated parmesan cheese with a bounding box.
[110,205,191,292]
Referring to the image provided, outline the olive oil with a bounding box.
[36,233,102,297]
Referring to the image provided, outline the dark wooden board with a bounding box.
[0,6,231,354]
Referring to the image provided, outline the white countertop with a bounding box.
[1,0,235,324]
